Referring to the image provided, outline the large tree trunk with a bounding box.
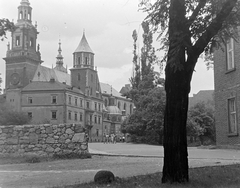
[162,61,193,183]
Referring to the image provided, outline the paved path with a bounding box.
[0,143,239,188]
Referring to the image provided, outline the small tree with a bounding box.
[0,18,15,40]
[187,102,215,145]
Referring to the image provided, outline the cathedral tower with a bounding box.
[4,0,42,89]
[70,32,101,98]
[53,40,67,73]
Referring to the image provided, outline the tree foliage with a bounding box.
[0,18,15,40]
[122,87,165,144]
[187,102,215,145]
[123,21,165,144]
[0,104,30,125]
[140,0,239,183]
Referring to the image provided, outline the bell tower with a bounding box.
[4,0,42,89]
[70,32,101,98]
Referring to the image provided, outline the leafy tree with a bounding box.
[122,87,165,144]
[140,0,239,183]
[0,104,30,125]
[187,102,215,145]
[0,18,15,40]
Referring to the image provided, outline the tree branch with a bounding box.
[187,0,207,28]
[193,0,237,57]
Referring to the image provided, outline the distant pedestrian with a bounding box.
[103,133,106,144]
[106,134,109,143]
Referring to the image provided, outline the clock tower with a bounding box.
[3,0,42,90]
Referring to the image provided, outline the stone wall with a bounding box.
[0,124,88,156]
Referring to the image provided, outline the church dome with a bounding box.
[106,106,121,115]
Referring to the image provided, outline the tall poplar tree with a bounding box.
[140,0,240,183]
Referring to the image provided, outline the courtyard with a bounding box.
[0,143,240,188]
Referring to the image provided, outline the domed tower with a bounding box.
[4,0,42,89]
[53,40,67,73]
[70,32,101,98]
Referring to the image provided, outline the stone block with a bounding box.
[66,128,73,134]
[72,133,85,142]
[65,139,71,144]
[6,137,18,145]
[29,133,38,144]
[46,127,53,134]
[74,124,84,133]
[46,137,55,144]
[46,146,54,153]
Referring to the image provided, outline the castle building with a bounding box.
[2,0,134,142]
[214,37,240,145]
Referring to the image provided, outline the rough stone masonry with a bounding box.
[0,123,88,156]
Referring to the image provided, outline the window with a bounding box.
[78,73,81,81]
[85,57,88,64]
[75,112,78,121]
[68,95,71,105]
[16,36,20,46]
[227,38,235,70]
[86,101,90,109]
[78,57,80,65]
[52,95,57,104]
[80,99,83,107]
[30,37,34,47]
[28,97,33,104]
[90,114,93,124]
[98,103,101,111]
[68,111,72,120]
[90,88,92,95]
[118,102,121,109]
[96,129,99,137]
[28,112,32,119]
[75,98,78,106]
[95,102,97,110]
[228,98,237,134]
[80,113,83,121]
[52,111,57,119]
[94,116,97,123]
[124,103,126,110]
[98,116,101,124]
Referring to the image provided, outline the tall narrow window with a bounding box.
[75,98,78,106]
[69,95,71,105]
[80,113,83,121]
[95,102,97,110]
[96,129,99,137]
[78,57,80,65]
[52,95,57,104]
[124,103,126,110]
[52,111,57,119]
[227,38,235,70]
[98,116,101,124]
[86,101,90,109]
[78,73,81,81]
[98,103,101,111]
[16,36,20,46]
[228,98,237,134]
[75,112,78,121]
[80,98,83,107]
[85,57,88,64]
[94,115,97,123]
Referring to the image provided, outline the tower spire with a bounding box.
[53,39,67,73]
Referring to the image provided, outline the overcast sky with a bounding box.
[0,0,214,96]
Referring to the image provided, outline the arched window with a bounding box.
[20,11,23,19]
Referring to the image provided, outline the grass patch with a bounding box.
[55,164,240,188]
[52,152,92,160]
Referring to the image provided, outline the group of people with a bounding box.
[103,133,118,144]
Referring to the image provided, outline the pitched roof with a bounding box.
[100,82,123,98]
[22,80,83,94]
[74,33,94,54]
[32,65,71,85]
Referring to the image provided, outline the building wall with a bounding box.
[214,39,240,145]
